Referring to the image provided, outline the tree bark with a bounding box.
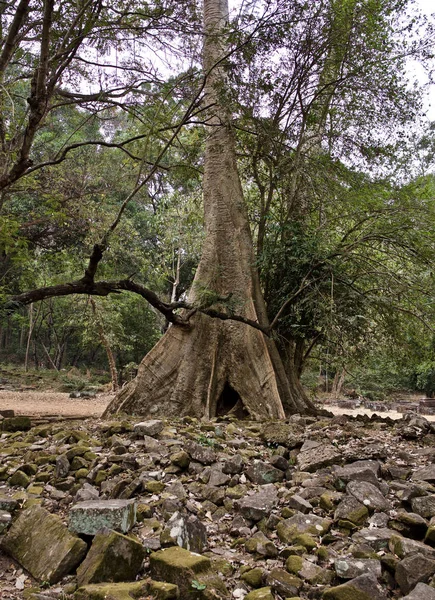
[104,0,316,420]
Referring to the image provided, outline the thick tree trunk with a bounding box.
[104,0,316,420]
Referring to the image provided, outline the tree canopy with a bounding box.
[1,0,435,413]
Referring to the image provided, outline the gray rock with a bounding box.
[352,527,397,551]
[323,573,384,600]
[185,440,216,465]
[266,568,302,596]
[134,420,164,437]
[389,533,435,558]
[347,480,391,512]
[261,422,304,449]
[69,499,136,535]
[0,496,18,512]
[74,482,99,503]
[412,465,435,483]
[245,461,284,485]
[245,531,278,557]
[334,460,381,489]
[161,511,208,553]
[222,454,243,474]
[1,505,86,584]
[334,496,369,525]
[55,454,70,478]
[277,513,332,543]
[287,494,312,514]
[270,455,289,471]
[411,495,435,518]
[208,466,230,487]
[395,552,435,594]
[236,484,278,521]
[334,558,382,580]
[297,444,342,472]
[402,582,435,599]
[165,480,187,500]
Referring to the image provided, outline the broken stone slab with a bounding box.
[245,531,278,557]
[260,421,304,449]
[334,558,382,580]
[277,513,332,544]
[1,416,31,432]
[74,579,179,600]
[401,582,435,600]
[334,460,381,489]
[323,572,384,600]
[389,533,435,558]
[296,443,342,472]
[352,527,397,551]
[266,568,302,597]
[245,460,284,485]
[160,511,208,553]
[235,484,278,522]
[411,495,435,518]
[133,420,164,437]
[395,552,435,594]
[1,505,86,584]
[76,529,145,587]
[0,495,18,511]
[346,480,391,512]
[412,465,435,483]
[334,496,369,526]
[69,499,136,535]
[286,555,334,584]
[184,440,216,465]
[149,546,211,596]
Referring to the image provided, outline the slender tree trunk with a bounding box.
[90,298,119,392]
[24,303,34,372]
[104,0,316,420]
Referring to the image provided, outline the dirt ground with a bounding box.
[1,389,435,421]
[0,390,111,418]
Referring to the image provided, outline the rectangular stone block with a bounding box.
[77,530,145,586]
[1,505,87,583]
[69,499,136,535]
[150,546,211,596]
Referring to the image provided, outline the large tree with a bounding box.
[103,0,317,419]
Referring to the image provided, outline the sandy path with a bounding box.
[327,405,435,422]
[0,390,111,417]
[1,390,434,421]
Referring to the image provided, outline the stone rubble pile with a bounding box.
[1,411,435,599]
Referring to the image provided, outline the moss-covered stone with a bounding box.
[244,588,274,600]
[26,485,43,496]
[148,580,180,599]
[94,470,108,485]
[241,568,264,588]
[286,555,303,574]
[146,481,165,494]
[74,581,150,600]
[293,533,317,550]
[77,530,145,586]
[1,417,31,432]
[2,505,87,583]
[150,546,211,596]
[75,468,89,480]
[8,470,30,488]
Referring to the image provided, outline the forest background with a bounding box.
[1,0,435,405]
